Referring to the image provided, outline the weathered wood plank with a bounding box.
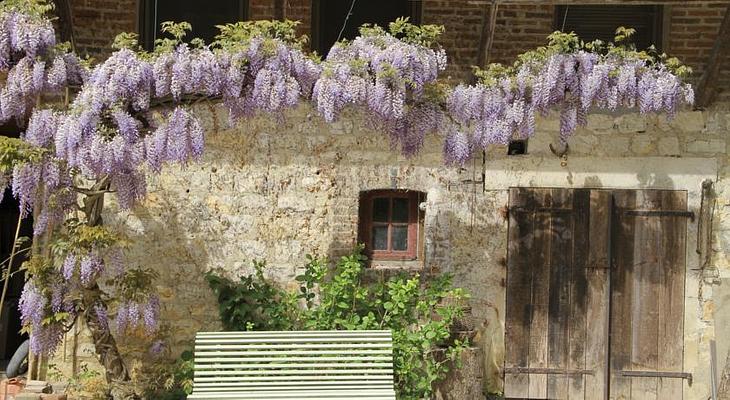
[527,189,553,399]
[630,191,662,400]
[567,190,589,400]
[657,191,687,400]
[546,188,572,400]
[504,188,534,397]
[610,190,637,400]
[585,190,611,400]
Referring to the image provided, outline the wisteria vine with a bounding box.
[0,2,695,362]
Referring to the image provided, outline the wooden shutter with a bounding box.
[505,188,610,399]
[609,190,687,400]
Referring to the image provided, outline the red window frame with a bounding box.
[359,190,420,261]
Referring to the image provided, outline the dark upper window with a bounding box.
[554,5,664,51]
[139,0,248,50]
[358,190,424,262]
[313,0,421,56]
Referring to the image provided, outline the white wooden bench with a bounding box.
[188,330,397,400]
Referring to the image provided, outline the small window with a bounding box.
[554,5,664,50]
[313,0,422,56]
[139,0,248,50]
[358,190,424,262]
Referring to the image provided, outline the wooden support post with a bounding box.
[695,2,730,109]
[52,0,76,51]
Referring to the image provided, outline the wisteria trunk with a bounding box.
[80,179,137,399]
[82,284,136,399]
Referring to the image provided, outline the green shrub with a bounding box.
[140,350,195,400]
[206,246,470,400]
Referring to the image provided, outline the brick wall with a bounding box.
[69,0,136,59]
[64,0,730,100]
[667,2,730,101]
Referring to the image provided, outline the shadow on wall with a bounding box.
[106,181,219,357]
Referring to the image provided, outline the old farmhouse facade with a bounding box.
[1,1,730,399]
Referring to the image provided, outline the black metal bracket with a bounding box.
[509,206,574,214]
[504,367,594,376]
[623,209,695,222]
[620,370,693,385]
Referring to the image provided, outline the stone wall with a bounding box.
[49,100,730,399]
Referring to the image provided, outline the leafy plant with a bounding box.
[206,246,470,400]
[206,260,299,331]
[139,350,195,400]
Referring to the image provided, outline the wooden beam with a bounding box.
[53,0,76,51]
[475,0,498,71]
[696,2,730,109]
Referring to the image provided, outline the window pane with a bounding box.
[155,0,243,45]
[317,0,418,56]
[373,198,389,222]
[392,198,409,222]
[555,5,662,50]
[372,226,388,250]
[391,225,408,251]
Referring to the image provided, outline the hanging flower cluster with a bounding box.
[444,31,694,164]
[115,295,161,335]
[18,269,73,356]
[12,110,75,233]
[0,7,86,123]
[313,21,447,155]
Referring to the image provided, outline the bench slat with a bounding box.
[196,375,393,382]
[195,362,392,370]
[197,330,391,336]
[196,343,391,350]
[197,337,392,344]
[195,369,393,376]
[194,383,395,389]
[195,350,392,358]
[188,389,396,399]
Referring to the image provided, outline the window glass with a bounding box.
[555,5,663,50]
[372,225,389,250]
[373,198,390,222]
[391,226,408,251]
[392,198,409,223]
[142,0,246,49]
[316,0,420,56]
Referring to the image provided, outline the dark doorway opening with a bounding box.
[0,121,32,375]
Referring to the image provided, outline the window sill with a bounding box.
[367,259,423,271]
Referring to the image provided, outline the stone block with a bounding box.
[586,113,615,132]
[686,139,726,154]
[671,111,705,132]
[40,395,67,400]
[630,134,655,155]
[657,137,681,156]
[14,394,41,400]
[603,136,630,155]
[618,114,647,134]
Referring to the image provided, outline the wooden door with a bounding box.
[609,190,687,400]
[504,188,688,400]
[505,188,610,399]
